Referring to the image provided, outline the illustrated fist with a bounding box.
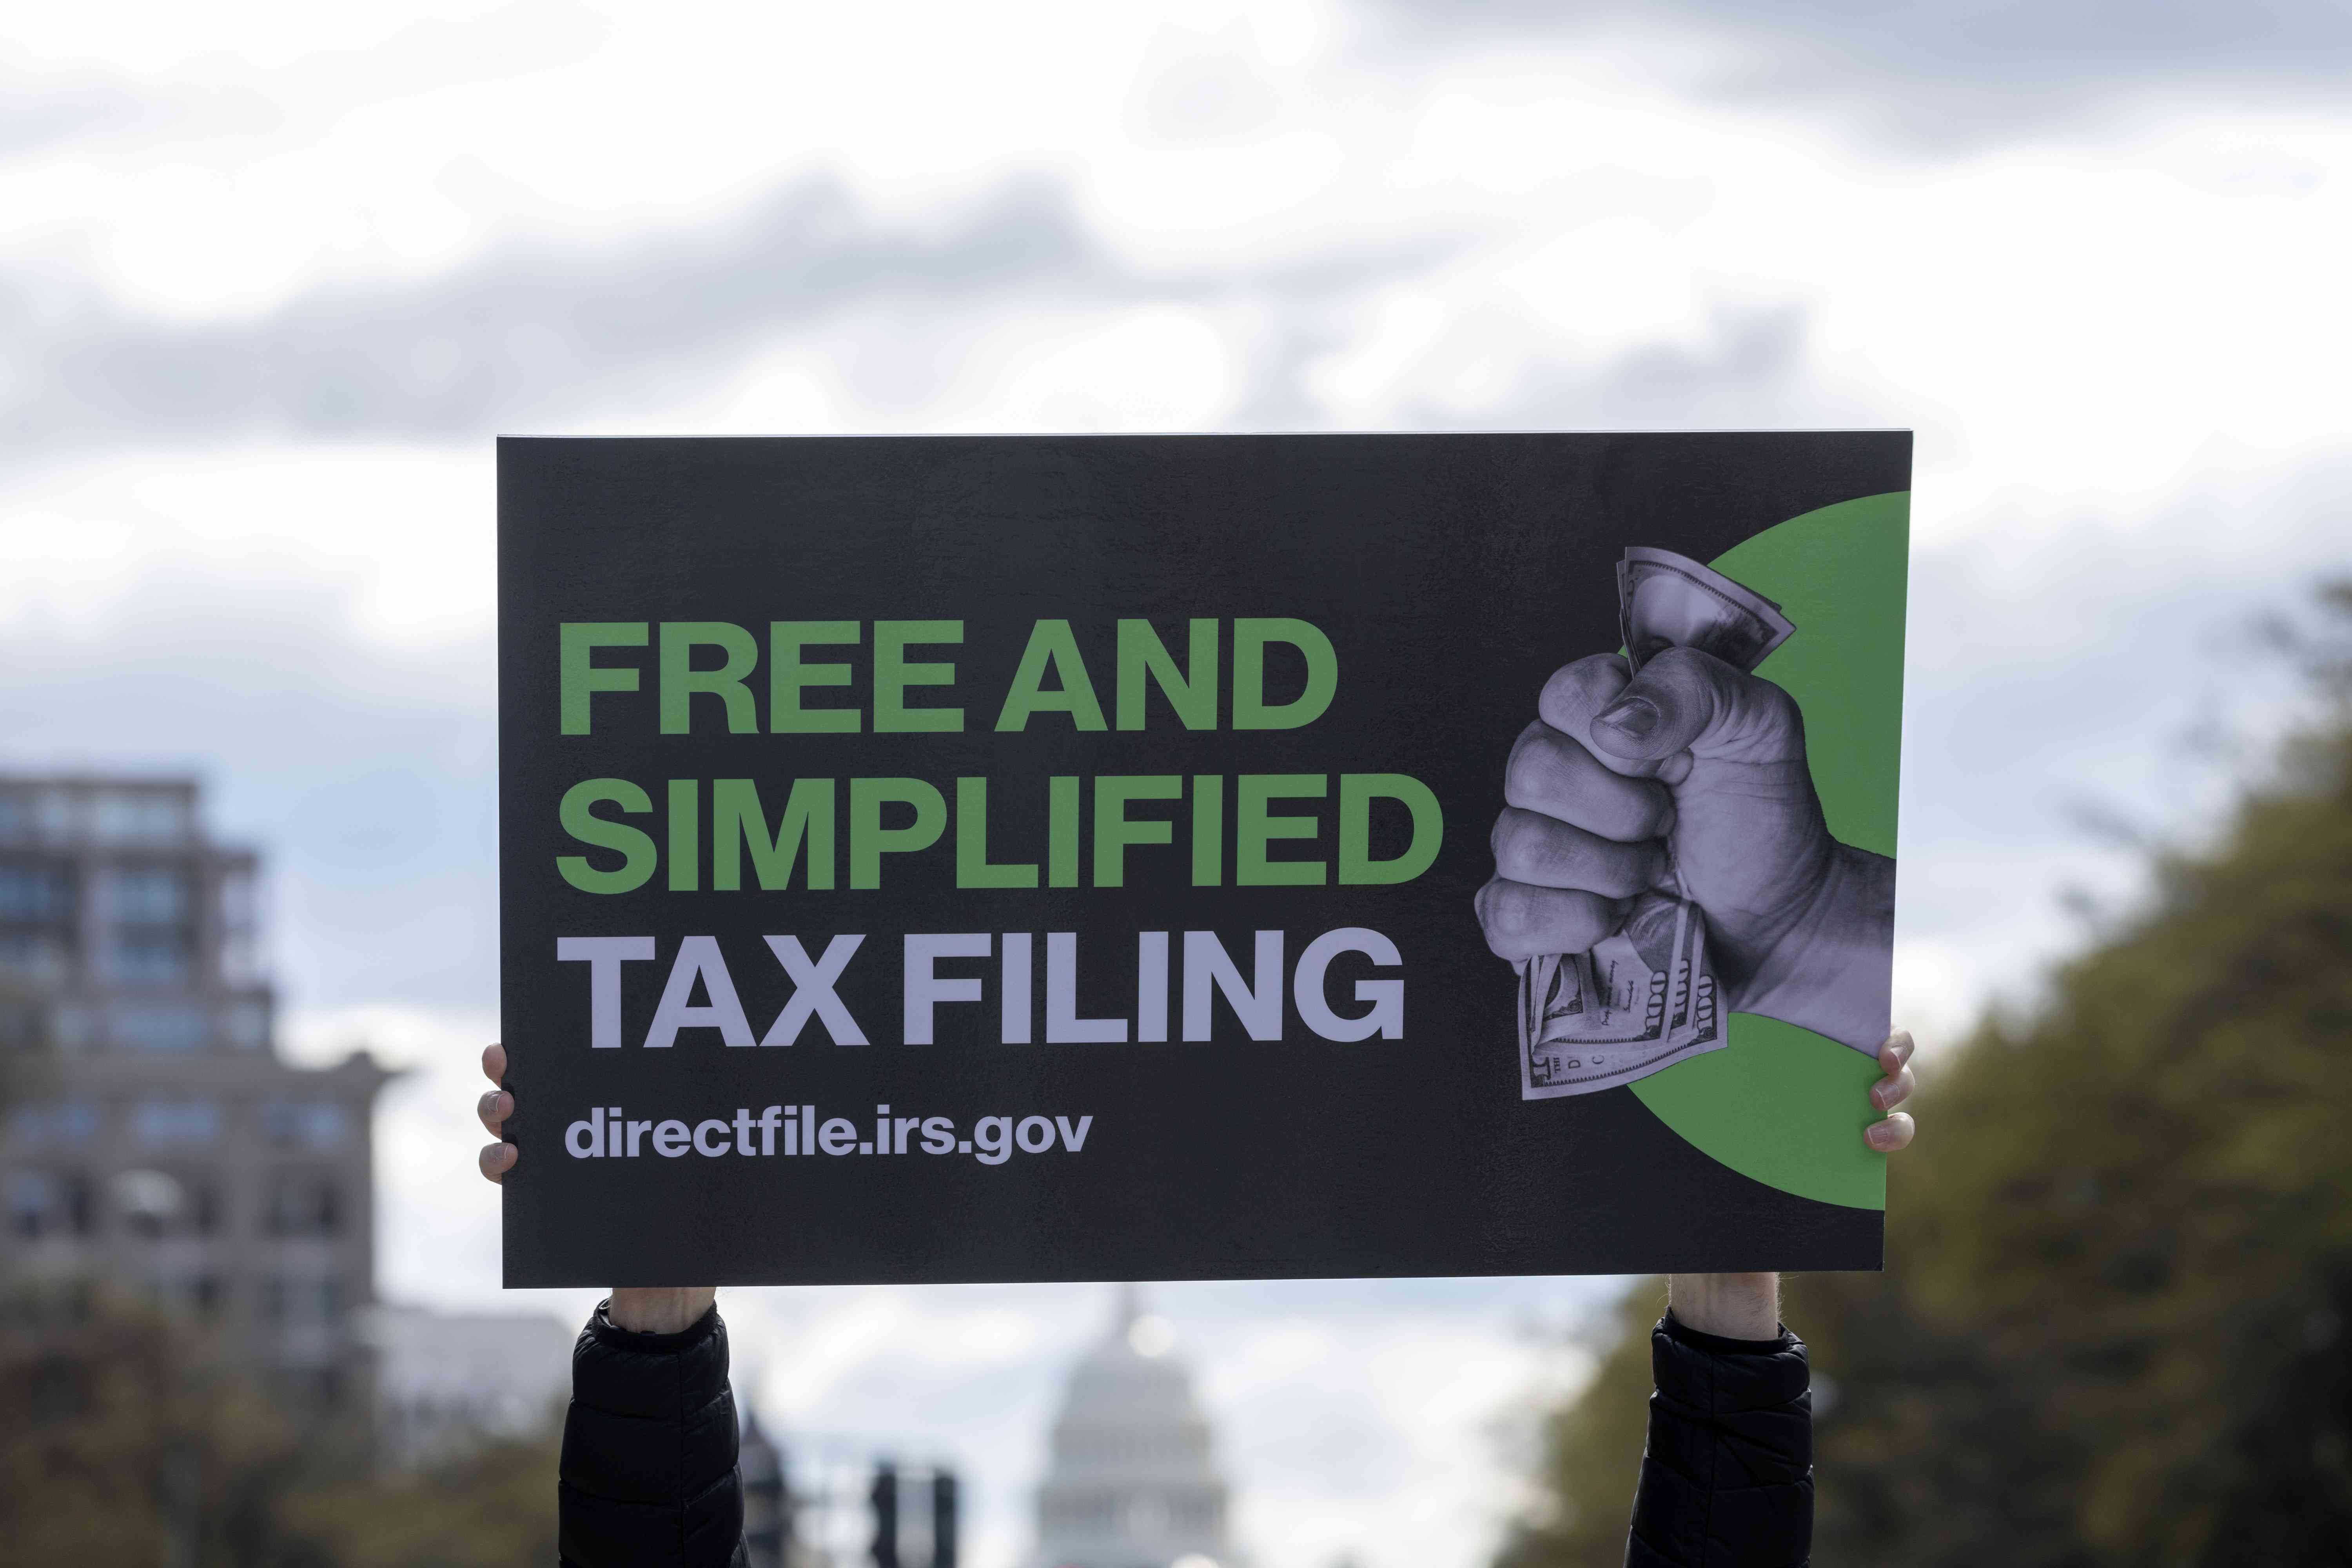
[1475,648,1895,1051]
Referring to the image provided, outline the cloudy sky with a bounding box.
[5,3,2351,1565]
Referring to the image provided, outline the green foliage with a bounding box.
[273,1431,561,1568]
[0,1298,559,1568]
[0,1301,296,1567]
[1501,583,2352,1568]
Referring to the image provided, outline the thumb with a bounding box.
[1587,645,1804,765]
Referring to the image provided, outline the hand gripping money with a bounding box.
[1475,548,1897,1099]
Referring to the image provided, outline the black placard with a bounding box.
[498,432,1910,1286]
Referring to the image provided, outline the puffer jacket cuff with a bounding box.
[1626,1312,1812,1568]
[559,1299,746,1568]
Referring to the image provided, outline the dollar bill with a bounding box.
[1617,545,1794,673]
[1519,892,1725,1097]
[1516,547,1791,1099]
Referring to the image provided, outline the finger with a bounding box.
[1587,645,1805,766]
[1492,808,1668,897]
[1869,1064,1916,1112]
[1865,1111,1915,1152]
[1504,721,1675,842]
[478,1089,513,1137]
[482,1042,507,1087]
[1878,1029,1915,1073]
[1538,655,1664,780]
[1475,877,1631,960]
[479,1141,517,1184]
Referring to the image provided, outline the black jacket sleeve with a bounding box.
[559,1300,748,1568]
[1625,1311,1813,1568]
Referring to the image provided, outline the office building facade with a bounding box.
[0,774,390,1406]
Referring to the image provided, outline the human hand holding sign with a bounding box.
[1478,646,1896,1054]
[478,1044,716,1333]
[1670,1027,1916,1337]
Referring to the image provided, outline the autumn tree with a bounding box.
[1499,584,2352,1568]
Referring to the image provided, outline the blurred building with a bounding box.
[0,774,392,1408]
[1033,1286,1239,1568]
[740,1408,791,1568]
[362,1302,577,1466]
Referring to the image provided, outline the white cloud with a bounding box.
[949,303,1250,432]
[10,1,2351,555]
[0,443,495,648]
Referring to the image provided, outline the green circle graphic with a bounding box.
[1626,491,1909,1211]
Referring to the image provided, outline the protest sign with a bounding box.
[498,432,1909,1285]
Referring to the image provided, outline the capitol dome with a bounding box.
[1033,1286,1240,1568]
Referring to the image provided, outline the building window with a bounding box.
[49,1003,96,1052]
[0,1000,48,1048]
[5,1169,91,1239]
[0,857,78,985]
[148,1272,224,1318]
[261,1100,350,1151]
[0,933,70,983]
[219,868,261,984]
[262,1273,343,1326]
[113,1002,210,1053]
[0,857,76,921]
[6,1098,102,1147]
[103,866,196,982]
[21,788,75,842]
[93,789,193,846]
[111,927,195,983]
[108,864,190,922]
[131,1098,222,1147]
[114,1169,217,1238]
[266,1172,340,1237]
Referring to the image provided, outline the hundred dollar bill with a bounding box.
[1617,545,1794,673]
[1516,546,1791,1099]
[1519,892,1723,1098]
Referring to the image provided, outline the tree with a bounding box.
[1499,584,2352,1567]
[2,911,559,1565]
[0,1294,560,1567]
[271,1429,561,1568]
[0,1299,295,1567]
